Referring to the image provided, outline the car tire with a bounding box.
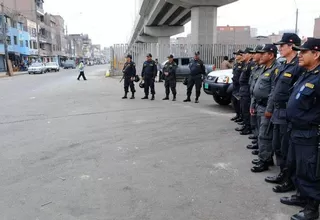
[213,95,231,106]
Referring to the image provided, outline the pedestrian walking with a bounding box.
[77,61,87,80]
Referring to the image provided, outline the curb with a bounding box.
[0,71,28,78]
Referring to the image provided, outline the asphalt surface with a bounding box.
[0,65,299,220]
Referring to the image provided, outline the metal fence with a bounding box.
[110,43,257,75]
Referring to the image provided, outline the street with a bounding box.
[0,65,297,220]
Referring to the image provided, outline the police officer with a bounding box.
[251,44,280,173]
[284,38,320,220]
[122,54,136,99]
[246,45,264,151]
[162,54,178,101]
[264,33,303,193]
[183,52,206,103]
[230,49,244,122]
[141,53,157,100]
[235,47,255,135]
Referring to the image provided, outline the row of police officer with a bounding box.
[231,34,320,220]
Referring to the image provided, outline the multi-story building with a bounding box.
[26,19,38,58]
[314,17,320,38]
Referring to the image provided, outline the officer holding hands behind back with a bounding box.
[162,54,178,101]
[141,53,157,100]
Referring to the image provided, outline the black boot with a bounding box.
[251,149,259,155]
[291,199,319,220]
[240,126,252,135]
[195,98,199,103]
[235,125,246,131]
[265,169,286,184]
[231,115,240,121]
[130,92,135,99]
[162,95,169,100]
[281,194,308,207]
[172,95,176,101]
[151,94,155,100]
[183,96,191,102]
[247,144,258,150]
[141,95,148,99]
[273,179,295,193]
[122,92,128,99]
[235,118,243,123]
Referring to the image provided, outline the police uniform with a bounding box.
[264,33,304,193]
[122,55,136,99]
[247,45,264,150]
[251,44,280,173]
[231,50,244,122]
[285,38,320,220]
[141,53,157,100]
[184,52,206,103]
[237,47,255,135]
[162,55,178,101]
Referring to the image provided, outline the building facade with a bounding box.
[314,17,320,38]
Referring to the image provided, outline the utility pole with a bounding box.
[1,3,10,76]
[295,8,299,34]
[34,0,40,61]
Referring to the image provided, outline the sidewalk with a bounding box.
[0,71,28,78]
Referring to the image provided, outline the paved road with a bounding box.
[0,65,298,220]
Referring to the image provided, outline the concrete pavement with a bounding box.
[0,65,298,220]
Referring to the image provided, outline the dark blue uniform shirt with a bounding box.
[232,61,244,94]
[189,59,205,76]
[122,61,136,77]
[287,65,320,125]
[239,60,255,97]
[141,60,157,78]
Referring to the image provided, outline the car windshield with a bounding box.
[30,63,42,67]
[47,62,57,65]
[65,60,74,64]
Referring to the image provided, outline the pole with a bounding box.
[34,1,40,61]
[295,8,299,34]
[1,3,10,76]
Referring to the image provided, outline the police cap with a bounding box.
[293,37,320,51]
[146,53,152,57]
[249,45,264,53]
[167,54,174,58]
[257,44,278,55]
[194,51,200,56]
[126,54,132,59]
[233,49,244,55]
[274,33,301,46]
[243,47,254,54]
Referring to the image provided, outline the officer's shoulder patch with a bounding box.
[275,69,279,75]
[238,66,242,68]
[314,70,319,74]
[284,73,292,77]
[305,83,315,89]
[251,67,254,70]
[264,73,270,77]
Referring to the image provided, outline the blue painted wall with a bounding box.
[6,27,30,55]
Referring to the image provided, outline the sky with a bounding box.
[45,0,320,47]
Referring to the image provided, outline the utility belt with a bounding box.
[274,102,287,109]
[291,123,319,130]
[257,98,268,107]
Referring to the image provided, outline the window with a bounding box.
[20,40,23,47]
[26,40,29,47]
[14,36,17,45]
[6,36,11,45]
[53,45,56,51]
[181,58,190,66]
[29,40,32,48]
[33,41,37,49]
[17,23,23,31]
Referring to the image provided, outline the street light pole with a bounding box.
[1,3,10,76]
[295,8,299,34]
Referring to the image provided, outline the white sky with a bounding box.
[45,0,320,47]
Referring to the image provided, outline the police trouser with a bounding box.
[273,123,289,169]
[124,77,135,93]
[240,96,250,127]
[164,79,176,97]
[77,71,86,80]
[158,71,163,82]
[144,77,155,96]
[257,106,273,162]
[251,114,259,138]
[289,125,320,201]
[187,75,202,98]
[232,94,241,117]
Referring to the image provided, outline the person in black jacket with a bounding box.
[162,55,178,101]
[122,54,136,99]
[141,53,157,100]
[183,52,206,103]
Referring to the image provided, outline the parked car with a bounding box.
[45,62,60,72]
[161,57,216,78]
[63,60,76,69]
[203,69,233,105]
[28,63,47,74]
[203,56,287,106]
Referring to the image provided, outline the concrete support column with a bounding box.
[191,6,218,45]
[157,36,170,62]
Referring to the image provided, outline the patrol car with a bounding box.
[203,69,233,105]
